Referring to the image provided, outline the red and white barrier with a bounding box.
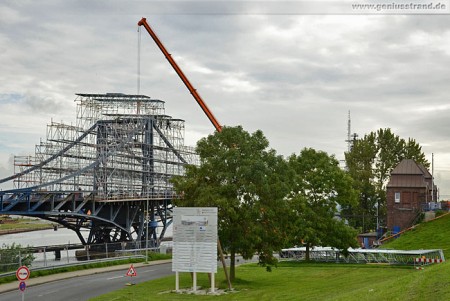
[415,258,444,263]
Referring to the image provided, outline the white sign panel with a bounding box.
[172,207,218,273]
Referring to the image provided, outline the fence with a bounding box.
[279,246,445,265]
[421,201,450,211]
[0,240,169,275]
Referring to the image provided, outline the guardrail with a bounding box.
[0,254,145,278]
[0,240,166,275]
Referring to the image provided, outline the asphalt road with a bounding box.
[0,255,259,301]
[0,262,173,301]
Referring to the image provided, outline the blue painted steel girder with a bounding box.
[0,190,173,246]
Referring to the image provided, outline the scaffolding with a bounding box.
[13,92,198,200]
[1,93,199,245]
[13,156,36,189]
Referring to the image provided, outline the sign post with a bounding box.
[19,281,26,291]
[126,264,137,285]
[16,266,30,301]
[16,266,30,281]
[172,207,218,293]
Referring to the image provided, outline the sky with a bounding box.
[1,1,450,196]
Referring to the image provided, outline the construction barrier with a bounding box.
[414,257,444,270]
[415,258,444,263]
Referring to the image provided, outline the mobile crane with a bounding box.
[138,17,222,133]
[138,17,231,289]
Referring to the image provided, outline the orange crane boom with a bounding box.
[138,17,222,132]
[138,18,232,290]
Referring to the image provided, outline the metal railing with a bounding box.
[279,246,445,265]
[0,240,169,276]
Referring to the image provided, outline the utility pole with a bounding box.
[145,197,149,263]
[347,110,351,153]
[432,153,435,202]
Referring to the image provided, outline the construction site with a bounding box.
[1,92,198,248]
[12,93,197,196]
[0,17,223,250]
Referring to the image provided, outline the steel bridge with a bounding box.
[0,93,197,249]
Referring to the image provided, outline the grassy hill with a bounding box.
[91,262,450,301]
[381,212,450,258]
[91,214,450,301]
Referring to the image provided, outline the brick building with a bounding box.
[386,159,437,232]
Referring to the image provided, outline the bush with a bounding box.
[0,243,35,272]
[435,210,447,218]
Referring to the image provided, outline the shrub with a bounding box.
[0,243,35,272]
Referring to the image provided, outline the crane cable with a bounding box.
[137,25,142,114]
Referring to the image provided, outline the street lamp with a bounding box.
[145,197,149,263]
[376,199,380,239]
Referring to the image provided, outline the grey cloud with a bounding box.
[1,2,450,194]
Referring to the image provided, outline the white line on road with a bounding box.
[107,275,124,280]
[141,269,155,273]
[38,289,60,297]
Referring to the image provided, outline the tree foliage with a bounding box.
[173,128,360,281]
[0,243,35,272]
[172,126,290,281]
[344,128,429,232]
[286,148,358,259]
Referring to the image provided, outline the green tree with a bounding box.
[0,243,35,272]
[344,128,429,232]
[172,126,290,281]
[287,148,358,260]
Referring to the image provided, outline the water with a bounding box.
[1,228,87,269]
[1,228,83,247]
[1,227,171,269]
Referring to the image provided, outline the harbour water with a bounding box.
[1,226,171,269]
[1,228,87,269]
[1,225,172,248]
[1,227,83,248]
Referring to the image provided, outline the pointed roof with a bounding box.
[417,163,432,179]
[387,159,430,188]
[390,159,423,175]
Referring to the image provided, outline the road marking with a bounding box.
[107,275,124,280]
[141,269,155,273]
[38,289,60,297]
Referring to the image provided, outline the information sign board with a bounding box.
[172,207,218,273]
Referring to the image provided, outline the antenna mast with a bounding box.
[345,110,358,152]
[347,110,351,152]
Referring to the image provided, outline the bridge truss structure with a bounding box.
[0,93,198,248]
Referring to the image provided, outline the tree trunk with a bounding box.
[305,243,310,261]
[230,248,236,282]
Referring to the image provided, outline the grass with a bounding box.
[381,213,450,258]
[0,217,53,232]
[90,261,450,301]
[91,213,450,301]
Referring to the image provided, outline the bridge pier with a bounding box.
[55,249,61,260]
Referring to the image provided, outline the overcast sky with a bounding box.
[1,1,450,196]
